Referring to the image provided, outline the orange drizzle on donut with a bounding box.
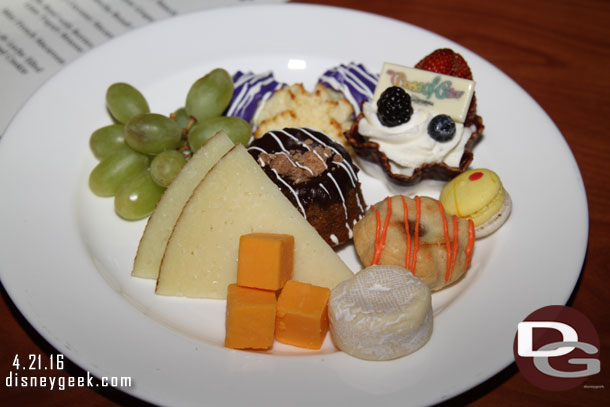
[464,219,475,272]
[371,197,392,265]
[380,197,393,250]
[371,204,380,264]
[370,198,476,285]
[369,196,423,276]
[411,196,421,274]
[401,196,412,270]
[438,201,453,282]
[450,215,459,282]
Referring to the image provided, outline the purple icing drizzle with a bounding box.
[225,71,284,123]
[318,62,379,116]
[318,62,378,115]
[226,64,378,123]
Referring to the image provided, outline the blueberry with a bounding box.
[427,114,456,142]
[377,86,413,127]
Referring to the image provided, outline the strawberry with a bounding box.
[415,48,478,125]
[415,48,473,80]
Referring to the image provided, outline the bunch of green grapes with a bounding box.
[88,68,252,220]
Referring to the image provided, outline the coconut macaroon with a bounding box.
[253,83,354,152]
[440,168,512,238]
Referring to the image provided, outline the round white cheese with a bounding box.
[328,265,432,360]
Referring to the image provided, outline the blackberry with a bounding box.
[427,114,456,142]
[376,86,413,127]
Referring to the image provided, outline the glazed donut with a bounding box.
[353,195,475,291]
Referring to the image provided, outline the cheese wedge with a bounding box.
[155,144,354,299]
[132,132,234,279]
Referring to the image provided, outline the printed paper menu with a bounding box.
[0,0,285,137]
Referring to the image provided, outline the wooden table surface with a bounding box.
[1,0,608,405]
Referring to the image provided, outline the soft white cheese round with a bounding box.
[328,265,433,361]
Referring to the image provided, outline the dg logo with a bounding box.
[513,305,601,391]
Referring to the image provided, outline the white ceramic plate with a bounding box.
[0,4,588,407]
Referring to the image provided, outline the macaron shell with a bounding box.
[440,169,504,225]
[468,186,506,226]
[475,190,512,238]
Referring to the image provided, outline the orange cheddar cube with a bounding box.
[225,284,276,350]
[237,233,294,291]
[275,280,331,350]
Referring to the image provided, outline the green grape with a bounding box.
[172,107,191,131]
[106,82,150,124]
[188,116,251,152]
[185,68,233,122]
[89,149,149,197]
[177,137,189,151]
[89,124,128,160]
[114,170,165,220]
[124,113,182,155]
[150,150,186,187]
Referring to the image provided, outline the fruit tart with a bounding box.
[345,49,485,186]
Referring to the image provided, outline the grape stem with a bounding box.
[181,117,196,139]
[168,111,197,140]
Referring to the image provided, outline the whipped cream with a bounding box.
[357,101,472,176]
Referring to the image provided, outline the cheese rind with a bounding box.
[132,132,234,279]
[155,144,354,299]
[329,265,432,360]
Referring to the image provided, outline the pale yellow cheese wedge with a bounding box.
[155,144,354,299]
[132,132,234,279]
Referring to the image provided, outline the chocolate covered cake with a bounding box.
[248,128,365,247]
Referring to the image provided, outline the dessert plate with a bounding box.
[0,4,588,407]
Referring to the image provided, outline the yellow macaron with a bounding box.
[440,169,511,238]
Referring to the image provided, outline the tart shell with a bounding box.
[345,104,484,186]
